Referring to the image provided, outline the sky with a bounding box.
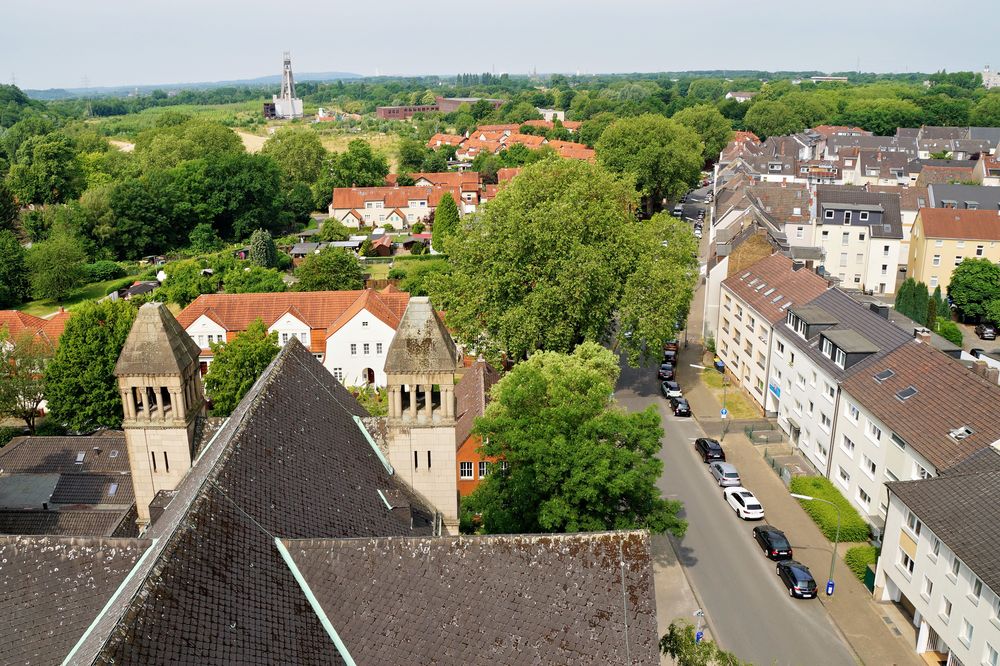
[4,0,999,90]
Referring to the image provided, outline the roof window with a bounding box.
[75,452,86,465]
[873,369,895,382]
[895,386,917,401]
[949,426,974,441]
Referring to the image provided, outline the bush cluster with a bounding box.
[845,545,878,582]
[789,476,871,542]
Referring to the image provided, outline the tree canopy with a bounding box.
[596,114,703,213]
[224,265,287,293]
[431,159,696,364]
[671,104,734,162]
[0,330,50,432]
[248,228,277,268]
[742,100,805,139]
[431,192,458,253]
[293,247,366,291]
[26,231,88,302]
[463,342,685,536]
[45,299,137,431]
[204,319,280,415]
[0,230,28,307]
[948,258,1000,320]
[260,126,327,185]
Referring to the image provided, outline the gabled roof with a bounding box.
[426,133,464,148]
[0,309,71,348]
[331,184,461,210]
[0,535,152,666]
[497,167,521,182]
[384,297,459,374]
[324,288,405,338]
[0,434,129,475]
[916,208,1000,241]
[455,359,501,447]
[888,448,1000,597]
[115,302,201,376]
[928,183,1000,211]
[840,340,1000,470]
[281,531,659,665]
[866,184,929,212]
[722,254,830,324]
[75,341,437,664]
[815,185,903,238]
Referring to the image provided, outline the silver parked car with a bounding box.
[709,461,741,487]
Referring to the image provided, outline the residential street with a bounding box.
[616,357,858,666]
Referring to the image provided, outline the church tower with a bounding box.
[115,302,206,528]
[384,297,461,532]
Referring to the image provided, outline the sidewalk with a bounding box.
[679,339,921,666]
[651,534,713,666]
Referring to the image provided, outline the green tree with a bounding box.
[45,299,137,431]
[248,228,277,268]
[293,247,366,291]
[157,260,220,307]
[224,266,287,293]
[970,94,1000,127]
[7,133,85,204]
[397,259,452,296]
[596,114,703,214]
[314,140,390,208]
[578,112,618,148]
[948,258,1000,320]
[204,319,280,415]
[912,280,930,326]
[840,99,925,136]
[431,192,459,252]
[672,104,733,163]
[932,285,947,319]
[189,222,225,253]
[936,320,964,346]
[0,180,18,231]
[318,219,351,241]
[26,232,88,301]
[260,127,327,184]
[432,159,696,363]
[464,342,685,536]
[0,330,50,433]
[894,278,916,321]
[398,138,429,172]
[0,230,28,307]
[134,118,242,172]
[659,620,750,666]
[742,100,804,139]
[984,298,1000,327]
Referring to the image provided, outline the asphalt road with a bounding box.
[615,360,857,666]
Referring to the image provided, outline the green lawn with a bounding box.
[18,275,141,317]
[700,370,760,419]
[365,262,390,280]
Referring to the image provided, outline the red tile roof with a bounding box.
[917,208,1000,241]
[0,310,71,349]
[474,124,519,133]
[915,165,978,186]
[811,125,870,138]
[840,340,1000,470]
[866,185,929,212]
[176,290,410,354]
[504,133,546,148]
[721,254,830,324]
[405,171,481,192]
[562,120,582,131]
[331,185,462,210]
[496,168,521,182]
[426,133,464,148]
[552,145,596,161]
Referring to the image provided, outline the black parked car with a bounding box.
[670,397,691,416]
[663,350,677,365]
[657,363,675,381]
[776,560,818,599]
[753,525,793,560]
[694,437,724,462]
[975,323,997,340]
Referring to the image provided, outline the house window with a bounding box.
[479,461,490,478]
[842,232,850,246]
[922,576,934,601]
[362,321,368,327]
[834,349,846,368]
[825,209,834,219]
[881,264,888,275]
[376,343,383,354]
[350,343,357,355]
[857,487,871,507]
[868,421,882,443]
[957,240,966,249]
[883,245,890,256]
[332,368,344,382]
[986,644,998,666]
[844,211,852,224]
[841,435,855,457]
[281,332,289,344]
[941,597,952,622]
[906,511,922,537]
[899,550,915,577]
[935,239,944,247]
[860,211,869,221]
[863,455,877,479]
[915,463,931,480]
[460,461,473,479]
[955,256,964,267]
[837,466,850,487]
[859,233,865,241]
[840,252,848,267]
[825,383,835,400]
[951,555,961,579]
[848,403,860,421]
[821,413,832,430]
[930,537,941,559]
[776,340,785,355]
[930,276,939,288]
[960,618,974,647]
[796,227,804,239]
[977,245,985,256]
[363,343,370,355]
[427,451,432,468]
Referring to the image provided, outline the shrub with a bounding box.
[410,222,425,234]
[105,277,138,295]
[845,545,878,583]
[0,426,23,448]
[935,320,964,346]
[789,476,870,542]
[388,267,407,280]
[85,260,127,283]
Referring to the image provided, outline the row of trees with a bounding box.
[895,277,963,346]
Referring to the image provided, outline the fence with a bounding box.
[743,420,785,444]
[762,448,793,487]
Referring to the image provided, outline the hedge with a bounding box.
[789,476,870,542]
[845,545,878,583]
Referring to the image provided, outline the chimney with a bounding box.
[914,328,932,344]
[989,367,1000,385]
[42,502,48,511]
[868,302,890,319]
[792,261,806,271]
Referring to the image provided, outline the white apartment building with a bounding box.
[176,289,412,387]
[716,254,829,411]
[875,454,1000,666]
[768,289,910,475]
[830,339,1000,524]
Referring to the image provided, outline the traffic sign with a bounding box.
[695,631,704,644]
[720,408,728,419]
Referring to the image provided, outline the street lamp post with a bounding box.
[791,493,842,596]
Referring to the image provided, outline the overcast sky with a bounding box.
[4,0,999,90]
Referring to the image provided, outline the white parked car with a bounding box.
[724,486,764,520]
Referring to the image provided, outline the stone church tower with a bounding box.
[384,297,461,532]
[115,302,206,528]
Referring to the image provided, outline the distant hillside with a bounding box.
[25,71,362,100]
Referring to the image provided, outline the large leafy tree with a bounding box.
[840,98,925,136]
[949,258,1000,320]
[464,342,685,536]
[431,192,458,252]
[224,266,286,294]
[26,232,88,302]
[432,159,697,364]
[313,140,390,209]
[596,114,703,214]
[261,127,327,185]
[157,259,221,307]
[133,118,242,171]
[659,620,750,666]
[204,319,279,415]
[45,299,137,431]
[248,228,277,268]
[0,330,50,432]
[7,133,85,204]
[0,180,18,231]
[671,104,733,163]
[742,100,805,139]
[0,230,29,307]
[971,94,1000,127]
[293,247,366,292]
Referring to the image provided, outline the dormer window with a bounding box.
[834,348,846,368]
[859,211,869,222]
[844,211,852,224]
[825,209,835,220]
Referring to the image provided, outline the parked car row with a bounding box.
[694,438,817,599]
